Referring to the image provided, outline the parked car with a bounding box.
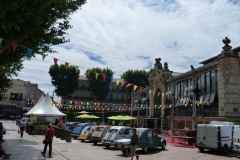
[90,125,112,145]
[64,122,80,132]
[102,126,132,148]
[71,123,93,139]
[79,125,97,142]
[114,128,167,155]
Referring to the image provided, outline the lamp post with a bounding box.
[168,91,175,116]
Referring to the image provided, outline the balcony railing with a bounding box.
[196,108,219,117]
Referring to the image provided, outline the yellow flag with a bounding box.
[116,80,119,86]
[149,89,152,94]
[134,85,137,91]
[75,66,79,73]
[0,38,2,43]
[95,73,99,79]
[162,93,164,97]
[42,54,47,61]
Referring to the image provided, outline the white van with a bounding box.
[196,121,234,153]
[233,125,240,154]
[102,126,132,148]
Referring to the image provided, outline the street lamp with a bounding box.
[168,91,175,116]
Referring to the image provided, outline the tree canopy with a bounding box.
[49,64,80,99]
[86,68,114,101]
[0,0,86,91]
[122,69,150,93]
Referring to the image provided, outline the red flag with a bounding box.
[102,75,107,82]
[12,42,18,52]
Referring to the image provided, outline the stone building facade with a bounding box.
[141,37,240,130]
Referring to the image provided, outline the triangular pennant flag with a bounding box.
[110,77,113,83]
[162,93,164,97]
[116,80,119,86]
[53,58,58,65]
[121,81,125,87]
[11,42,18,52]
[42,54,47,61]
[153,91,156,95]
[102,75,107,82]
[64,62,69,70]
[75,66,79,73]
[87,70,91,76]
[149,89,152,94]
[27,48,33,58]
[126,83,132,87]
[95,73,99,79]
[0,38,3,43]
[139,87,143,91]
[134,85,137,91]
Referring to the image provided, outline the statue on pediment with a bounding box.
[154,58,162,70]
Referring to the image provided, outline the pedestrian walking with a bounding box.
[19,120,26,138]
[41,124,55,158]
[130,128,140,160]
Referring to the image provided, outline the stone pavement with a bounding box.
[2,120,240,160]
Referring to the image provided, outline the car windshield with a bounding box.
[76,124,84,128]
[96,127,104,132]
[108,129,118,133]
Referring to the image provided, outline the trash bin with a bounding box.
[65,130,72,142]
[60,129,65,140]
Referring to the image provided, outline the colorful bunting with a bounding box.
[95,73,99,79]
[102,75,107,82]
[87,70,91,76]
[126,83,132,87]
[75,66,79,73]
[116,80,119,86]
[42,54,47,61]
[65,62,69,70]
[134,85,137,91]
[11,42,18,52]
[54,58,58,65]
[121,81,125,87]
[27,48,33,57]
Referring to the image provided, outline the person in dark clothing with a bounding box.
[41,124,55,158]
[130,128,140,160]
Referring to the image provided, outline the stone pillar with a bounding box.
[217,37,240,117]
[149,94,154,117]
[161,84,167,129]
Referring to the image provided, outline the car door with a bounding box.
[148,130,153,146]
[152,130,159,147]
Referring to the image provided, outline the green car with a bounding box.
[114,128,166,155]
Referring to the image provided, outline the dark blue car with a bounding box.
[71,123,93,139]
[64,122,80,132]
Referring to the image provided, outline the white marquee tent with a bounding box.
[25,93,65,116]
[25,94,44,115]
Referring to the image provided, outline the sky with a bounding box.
[13,0,240,102]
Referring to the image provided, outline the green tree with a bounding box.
[86,68,114,101]
[66,108,76,122]
[49,64,80,99]
[122,69,150,93]
[0,0,86,90]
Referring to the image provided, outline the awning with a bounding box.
[204,94,210,102]
[209,93,216,103]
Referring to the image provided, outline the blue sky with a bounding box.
[14,0,240,102]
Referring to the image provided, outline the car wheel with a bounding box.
[106,145,110,149]
[162,142,166,150]
[142,147,148,153]
[122,149,127,155]
[199,148,204,152]
[222,145,228,154]
[93,141,97,145]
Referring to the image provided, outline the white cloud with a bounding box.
[14,0,240,102]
